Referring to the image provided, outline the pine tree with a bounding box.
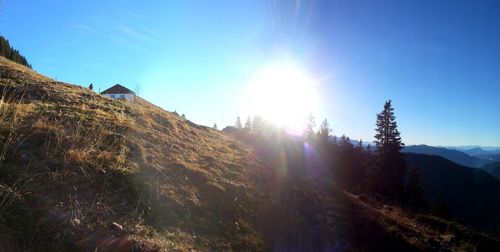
[235,116,243,129]
[304,113,316,140]
[405,166,427,212]
[338,135,351,148]
[357,139,363,150]
[370,100,406,201]
[244,116,252,130]
[252,115,264,132]
[213,123,218,130]
[317,118,332,143]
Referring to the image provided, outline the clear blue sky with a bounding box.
[1,0,499,146]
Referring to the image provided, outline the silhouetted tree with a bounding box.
[252,115,265,132]
[338,135,351,148]
[235,116,243,129]
[213,123,218,130]
[357,139,363,150]
[317,118,332,144]
[405,166,428,212]
[304,113,316,141]
[244,116,252,130]
[331,135,369,191]
[368,100,406,201]
[181,114,186,120]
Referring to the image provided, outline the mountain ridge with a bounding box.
[403,144,491,168]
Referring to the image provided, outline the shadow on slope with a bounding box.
[229,128,500,251]
[406,153,500,235]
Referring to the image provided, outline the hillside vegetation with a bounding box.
[0,36,31,68]
[1,56,499,251]
[0,56,263,251]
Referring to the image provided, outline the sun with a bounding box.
[241,61,319,134]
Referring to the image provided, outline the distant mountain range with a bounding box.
[403,145,491,168]
[457,147,500,156]
[403,144,500,180]
[406,153,500,234]
[475,153,500,162]
[448,146,500,160]
[446,146,500,153]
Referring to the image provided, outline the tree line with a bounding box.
[0,35,32,68]
[230,100,431,214]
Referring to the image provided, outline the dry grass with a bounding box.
[1,56,498,251]
[0,56,264,251]
[350,193,500,251]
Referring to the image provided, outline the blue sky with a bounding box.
[1,0,499,146]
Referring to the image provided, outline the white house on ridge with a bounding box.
[101,84,135,102]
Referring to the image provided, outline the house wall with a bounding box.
[103,93,135,102]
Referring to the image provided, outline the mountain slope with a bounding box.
[449,146,500,157]
[0,56,265,250]
[403,145,490,168]
[406,153,500,234]
[1,56,499,251]
[477,153,500,162]
[481,162,500,180]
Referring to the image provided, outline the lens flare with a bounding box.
[241,61,319,134]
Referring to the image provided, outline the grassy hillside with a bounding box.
[0,56,265,251]
[1,56,499,251]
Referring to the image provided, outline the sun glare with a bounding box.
[242,62,320,134]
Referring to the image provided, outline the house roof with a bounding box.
[101,84,135,95]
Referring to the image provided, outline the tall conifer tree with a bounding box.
[235,116,243,129]
[304,113,316,141]
[371,100,406,200]
[244,116,252,130]
[317,118,332,143]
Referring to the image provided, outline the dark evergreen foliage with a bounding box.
[317,118,331,144]
[0,35,31,68]
[333,135,369,191]
[430,194,451,219]
[304,113,316,141]
[368,100,407,201]
[405,165,428,211]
